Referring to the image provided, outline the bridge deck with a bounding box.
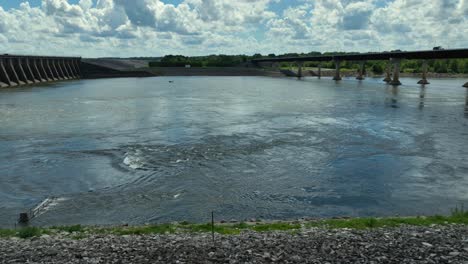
[253,49,468,63]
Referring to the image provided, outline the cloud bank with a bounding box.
[0,0,466,57]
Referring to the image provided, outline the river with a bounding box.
[0,76,467,227]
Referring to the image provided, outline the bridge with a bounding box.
[0,55,81,88]
[252,48,468,87]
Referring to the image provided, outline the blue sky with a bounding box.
[0,0,466,57]
[0,0,297,12]
[0,0,78,9]
[1,0,391,11]
[0,0,290,9]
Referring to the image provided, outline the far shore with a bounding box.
[83,59,468,79]
[137,66,285,77]
[138,66,468,79]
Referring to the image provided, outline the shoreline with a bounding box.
[1,215,467,263]
[2,212,467,238]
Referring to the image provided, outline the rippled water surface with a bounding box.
[1,76,468,227]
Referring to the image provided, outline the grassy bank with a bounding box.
[2,209,467,239]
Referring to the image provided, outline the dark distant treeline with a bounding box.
[149,55,250,67]
[148,52,468,74]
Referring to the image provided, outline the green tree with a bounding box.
[372,64,384,74]
[252,53,263,59]
[449,60,459,73]
[433,60,448,73]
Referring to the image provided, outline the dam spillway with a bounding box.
[0,55,81,88]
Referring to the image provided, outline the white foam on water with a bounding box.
[31,197,68,218]
[123,153,144,169]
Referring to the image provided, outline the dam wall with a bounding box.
[0,55,81,88]
[80,59,155,79]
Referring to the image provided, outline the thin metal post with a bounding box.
[211,211,215,244]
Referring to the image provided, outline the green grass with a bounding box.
[251,222,301,232]
[17,227,42,238]
[0,229,16,238]
[1,208,468,239]
[305,211,468,230]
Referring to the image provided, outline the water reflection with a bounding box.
[419,86,426,110]
[385,86,399,108]
[465,89,468,118]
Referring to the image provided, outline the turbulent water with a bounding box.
[0,76,467,227]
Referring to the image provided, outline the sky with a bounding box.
[0,0,467,57]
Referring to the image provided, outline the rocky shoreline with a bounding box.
[1,225,467,263]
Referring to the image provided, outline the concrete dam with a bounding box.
[0,55,155,88]
[0,55,81,88]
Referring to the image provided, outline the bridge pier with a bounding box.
[383,62,392,83]
[417,60,430,85]
[297,61,303,79]
[317,63,322,79]
[333,60,342,81]
[356,61,365,80]
[389,58,402,86]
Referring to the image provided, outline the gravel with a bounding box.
[1,225,467,263]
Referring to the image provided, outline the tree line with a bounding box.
[149,55,249,67]
[148,52,468,74]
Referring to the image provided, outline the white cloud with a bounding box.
[0,0,465,57]
[341,1,374,30]
[262,0,467,53]
[187,0,275,27]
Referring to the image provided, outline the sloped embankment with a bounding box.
[0,225,467,263]
[81,59,155,79]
